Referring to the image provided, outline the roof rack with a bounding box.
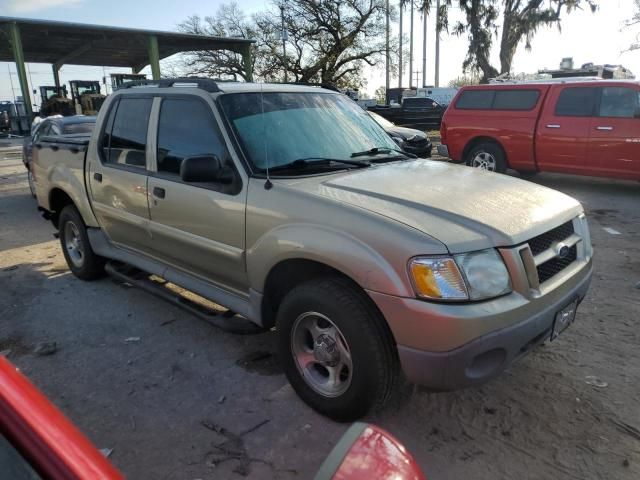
[116,77,220,93]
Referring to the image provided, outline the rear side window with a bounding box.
[555,87,596,117]
[63,122,94,135]
[493,90,539,110]
[455,90,495,109]
[156,98,228,177]
[598,87,639,118]
[103,97,152,169]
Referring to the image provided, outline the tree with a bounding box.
[448,74,480,87]
[179,1,394,90]
[375,86,387,103]
[625,0,640,51]
[443,0,598,82]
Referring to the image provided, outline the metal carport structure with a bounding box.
[0,17,255,117]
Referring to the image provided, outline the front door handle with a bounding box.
[93,172,102,182]
[546,124,561,129]
[153,187,166,199]
[596,126,613,131]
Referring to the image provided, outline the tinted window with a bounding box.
[493,90,540,110]
[403,97,436,108]
[555,87,596,117]
[598,87,638,118]
[100,99,118,161]
[106,97,152,168]
[455,90,495,110]
[156,98,227,177]
[63,122,95,134]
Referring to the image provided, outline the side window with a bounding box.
[493,90,540,110]
[156,98,230,180]
[555,87,596,117]
[105,97,152,169]
[598,87,638,118]
[455,90,495,110]
[100,99,118,161]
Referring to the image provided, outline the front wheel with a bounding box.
[27,169,36,198]
[277,276,398,422]
[466,143,507,173]
[58,205,106,280]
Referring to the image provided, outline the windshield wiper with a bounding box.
[350,147,416,159]
[267,157,370,173]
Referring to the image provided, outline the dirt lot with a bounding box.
[1,143,639,479]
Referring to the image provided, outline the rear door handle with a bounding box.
[596,126,613,131]
[93,172,102,182]
[153,187,166,199]
[546,124,561,129]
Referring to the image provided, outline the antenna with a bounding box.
[261,84,273,190]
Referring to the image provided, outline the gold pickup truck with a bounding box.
[32,79,593,421]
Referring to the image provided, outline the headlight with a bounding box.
[456,249,511,300]
[409,249,511,301]
[408,257,468,300]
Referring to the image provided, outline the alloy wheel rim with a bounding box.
[472,151,497,171]
[290,311,353,397]
[64,221,84,267]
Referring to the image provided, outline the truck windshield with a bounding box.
[219,92,399,173]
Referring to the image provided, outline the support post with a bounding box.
[8,22,32,117]
[385,0,390,102]
[241,45,253,82]
[434,0,440,87]
[52,64,60,88]
[147,35,161,80]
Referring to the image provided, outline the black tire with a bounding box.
[58,205,106,280]
[276,276,398,422]
[466,142,507,173]
[27,169,36,199]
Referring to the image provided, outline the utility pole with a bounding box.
[409,0,414,88]
[280,0,288,83]
[434,0,440,87]
[398,1,403,88]
[422,7,427,87]
[385,0,390,100]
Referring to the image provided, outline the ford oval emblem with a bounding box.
[555,243,570,259]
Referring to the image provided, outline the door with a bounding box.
[536,86,597,174]
[587,85,640,179]
[146,95,247,293]
[88,96,153,252]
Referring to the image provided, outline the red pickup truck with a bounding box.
[438,80,640,181]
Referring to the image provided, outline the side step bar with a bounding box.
[104,261,267,335]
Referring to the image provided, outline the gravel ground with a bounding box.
[1,143,639,480]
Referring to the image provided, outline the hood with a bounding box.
[287,160,582,253]
[385,125,428,142]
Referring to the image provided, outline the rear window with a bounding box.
[63,122,94,135]
[455,90,495,109]
[493,90,539,110]
[455,89,539,110]
[555,87,597,117]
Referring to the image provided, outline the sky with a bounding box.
[1,0,639,105]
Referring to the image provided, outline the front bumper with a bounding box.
[369,260,592,390]
[404,141,432,158]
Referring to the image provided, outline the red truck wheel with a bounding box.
[466,143,507,173]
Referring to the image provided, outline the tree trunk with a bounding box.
[498,11,517,75]
[399,1,403,87]
[409,0,414,88]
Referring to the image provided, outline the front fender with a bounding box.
[247,223,413,297]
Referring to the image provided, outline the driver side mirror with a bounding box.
[180,155,222,183]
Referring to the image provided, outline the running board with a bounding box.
[104,261,266,335]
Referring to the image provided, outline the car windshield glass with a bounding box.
[219,92,399,173]
[63,122,95,134]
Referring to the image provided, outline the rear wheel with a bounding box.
[58,205,106,280]
[277,276,398,422]
[466,142,507,173]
